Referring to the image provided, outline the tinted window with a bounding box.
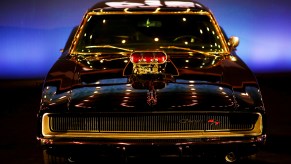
[75,14,224,53]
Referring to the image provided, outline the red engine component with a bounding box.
[130,51,167,64]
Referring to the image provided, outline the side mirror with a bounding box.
[228,36,240,51]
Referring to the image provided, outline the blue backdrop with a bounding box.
[1,0,290,79]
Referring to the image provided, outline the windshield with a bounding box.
[75,13,225,53]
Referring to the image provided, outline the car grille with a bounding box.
[49,112,258,132]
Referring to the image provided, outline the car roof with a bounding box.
[89,0,210,12]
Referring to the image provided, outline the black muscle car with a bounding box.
[37,0,267,163]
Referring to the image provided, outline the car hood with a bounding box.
[41,51,261,112]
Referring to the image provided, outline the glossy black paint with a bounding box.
[39,50,264,112]
[37,0,266,162]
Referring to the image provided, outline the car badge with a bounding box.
[207,119,220,126]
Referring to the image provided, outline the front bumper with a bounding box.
[38,111,266,158]
[39,134,266,146]
[39,135,266,160]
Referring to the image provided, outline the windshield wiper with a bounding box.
[85,45,133,52]
[159,46,213,56]
[82,45,220,56]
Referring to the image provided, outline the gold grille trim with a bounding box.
[42,112,263,138]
